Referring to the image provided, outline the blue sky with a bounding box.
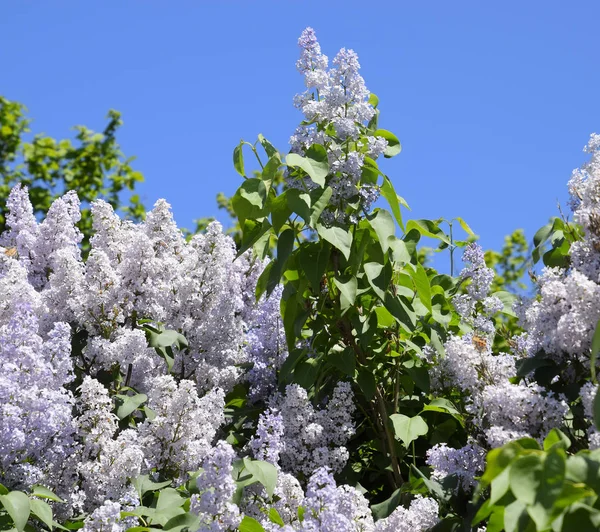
[2,1,599,270]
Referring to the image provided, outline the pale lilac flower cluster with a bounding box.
[138,376,225,478]
[580,382,600,449]
[429,243,568,485]
[426,442,486,491]
[0,185,270,519]
[0,303,76,490]
[191,441,241,532]
[81,500,125,532]
[269,382,356,475]
[251,409,285,465]
[246,284,288,402]
[373,495,439,532]
[518,134,600,374]
[288,28,388,224]
[300,467,374,531]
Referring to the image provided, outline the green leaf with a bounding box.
[270,191,293,234]
[380,176,404,230]
[375,306,395,328]
[268,508,285,526]
[489,467,510,506]
[30,486,64,503]
[29,499,53,531]
[239,516,265,532]
[383,293,416,332]
[421,398,463,425]
[503,499,530,532]
[390,414,428,448]
[410,262,432,313]
[543,428,571,451]
[371,488,401,520]
[286,145,329,187]
[258,134,277,159]
[373,129,402,158]
[261,154,281,182]
[232,178,268,222]
[329,348,355,377]
[0,491,31,532]
[454,216,475,236]
[238,218,272,257]
[146,328,188,349]
[357,369,376,400]
[156,488,185,511]
[131,475,172,499]
[316,223,353,260]
[367,209,396,253]
[162,512,201,532]
[389,237,411,263]
[364,262,387,300]
[233,142,245,177]
[509,453,544,505]
[334,276,358,312]
[298,241,330,289]
[115,393,148,419]
[591,318,600,384]
[242,458,278,498]
[286,189,311,225]
[405,219,451,245]
[309,186,332,227]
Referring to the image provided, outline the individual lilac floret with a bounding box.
[191,441,241,532]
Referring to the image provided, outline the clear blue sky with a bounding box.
[2,1,599,269]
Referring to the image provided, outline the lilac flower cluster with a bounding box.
[288,28,389,224]
[191,441,241,531]
[268,382,356,475]
[0,184,282,519]
[428,243,568,486]
[518,134,600,373]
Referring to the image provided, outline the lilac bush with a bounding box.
[1,25,600,532]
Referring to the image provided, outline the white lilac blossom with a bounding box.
[83,327,162,392]
[191,441,241,532]
[300,467,374,531]
[477,382,568,447]
[246,284,288,402]
[0,303,76,489]
[251,409,285,466]
[517,134,600,375]
[81,500,125,532]
[270,383,356,475]
[138,376,225,478]
[580,382,600,449]
[288,28,385,224]
[374,495,439,532]
[435,335,515,394]
[426,442,486,491]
